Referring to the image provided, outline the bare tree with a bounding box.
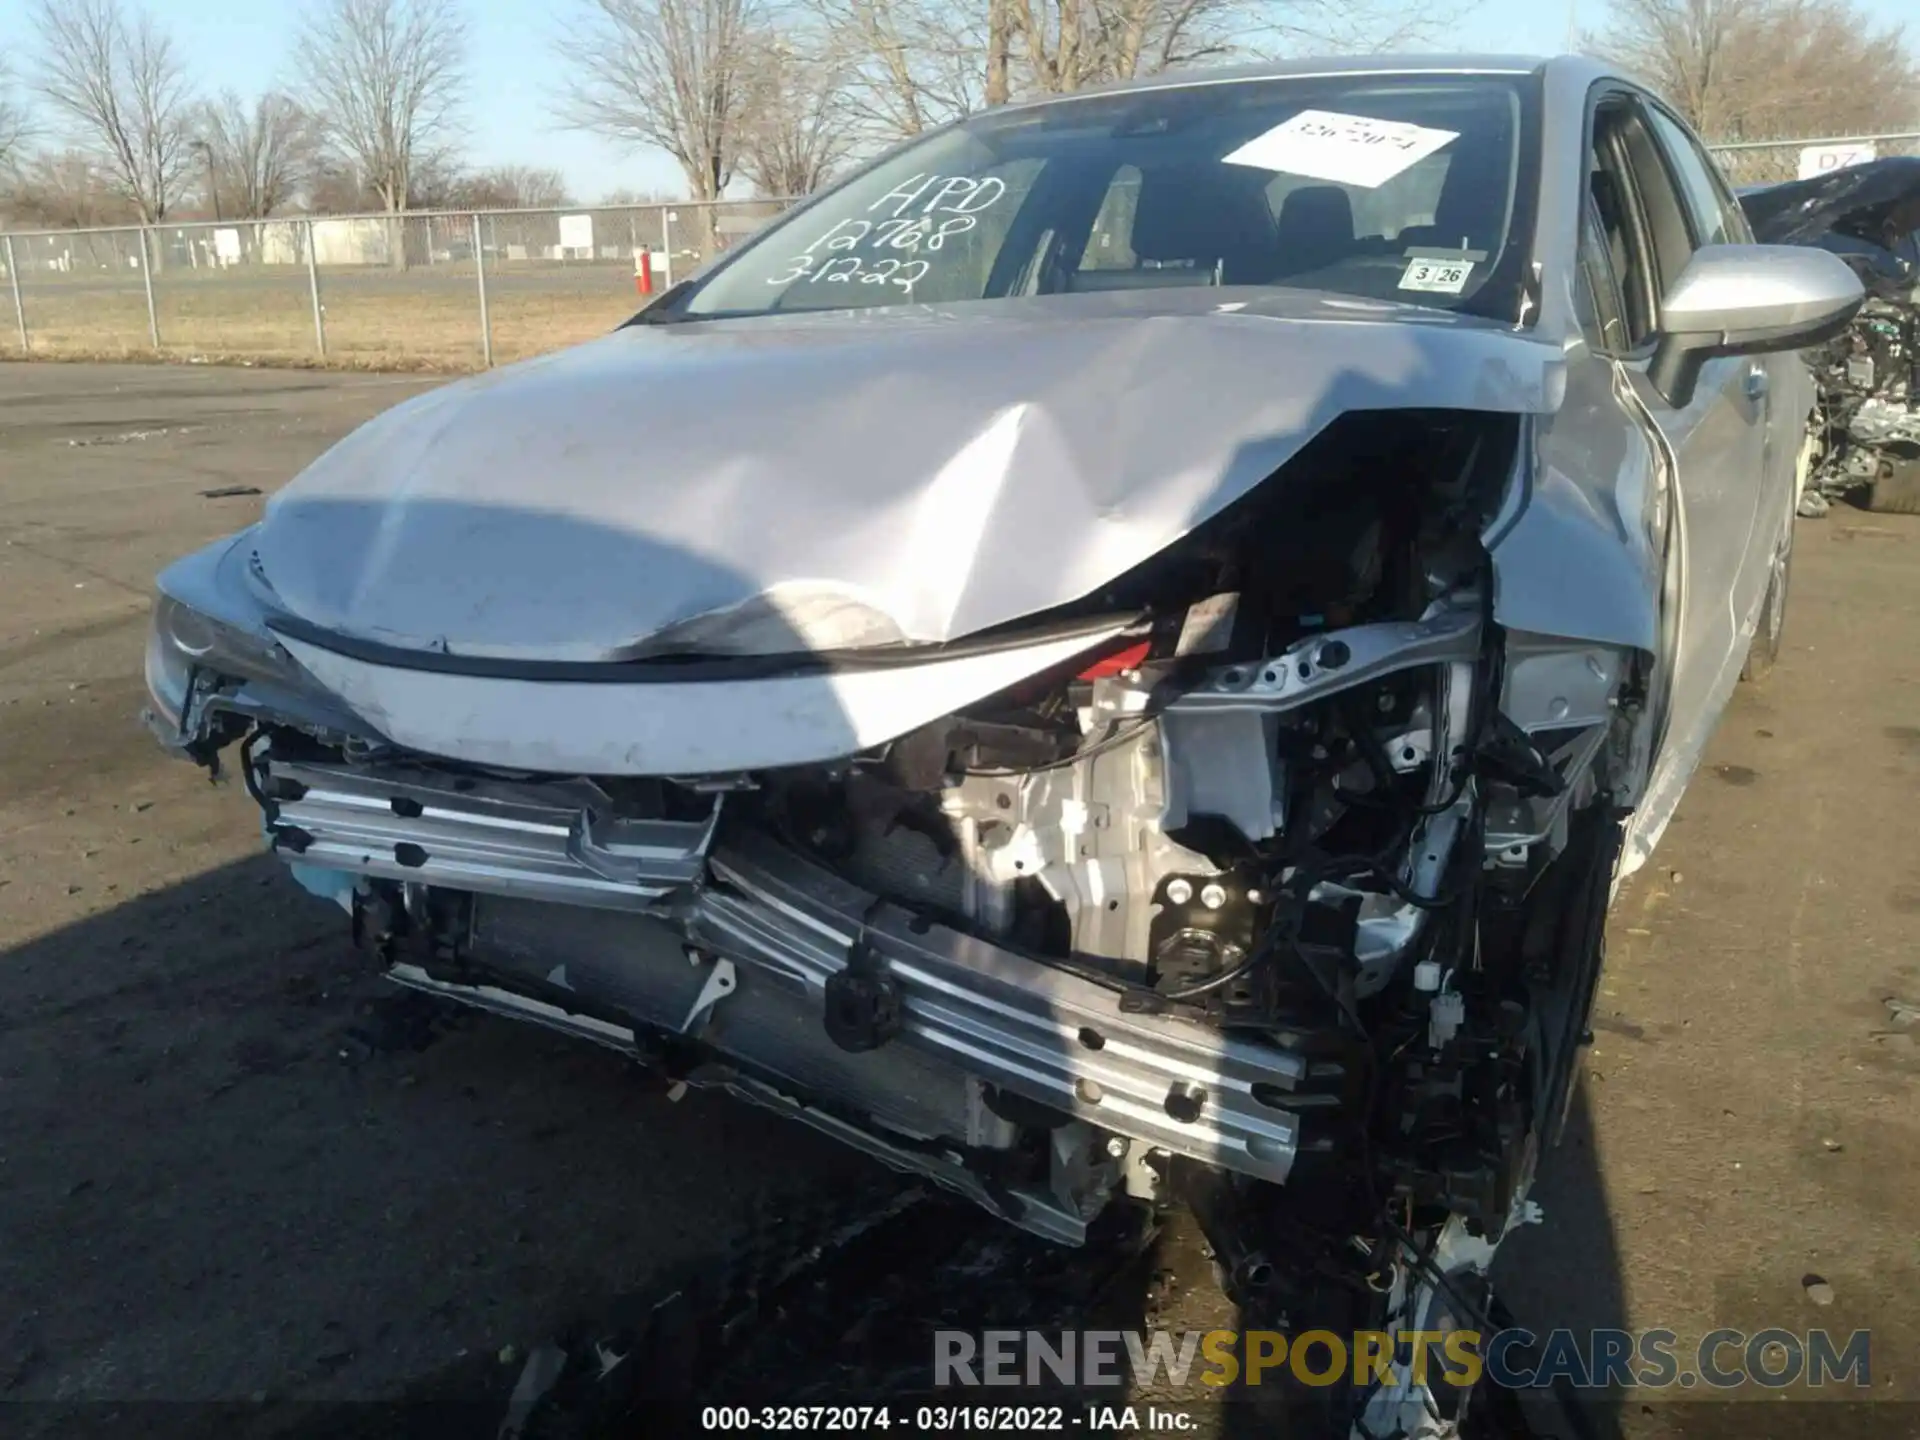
[556,0,760,202]
[599,184,679,204]
[0,60,35,174]
[1007,0,1225,92]
[1597,0,1920,143]
[304,153,375,213]
[295,0,467,215]
[196,91,320,218]
[445,164,574,208]
[1598,0,1766,133]
[28,0,194,224]
[736,33,855,194]
[806,0,1453,142]
[986,0,1012,105]
[1010,0,1445,94]
[805,0,989,137]
[401,148,466,207]
[0,146,135,226]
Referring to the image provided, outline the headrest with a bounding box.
[1128,166,1278,274]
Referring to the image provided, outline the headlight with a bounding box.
[143,603,195,732]
[144,531,373,757]
[143,591,306,734]
[162,597,217,657]
[158,593,300,682]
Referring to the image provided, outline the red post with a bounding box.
[635,250,654,296]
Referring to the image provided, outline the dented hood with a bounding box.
[1740,157,1920,251]
[256,288,1563,662]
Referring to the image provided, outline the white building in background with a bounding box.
[259,217,395,267]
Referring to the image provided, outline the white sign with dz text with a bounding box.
[1797,143,1877,180]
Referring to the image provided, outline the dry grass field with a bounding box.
[0,264,646,370]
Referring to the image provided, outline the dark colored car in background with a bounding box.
[1742,157,1920,513]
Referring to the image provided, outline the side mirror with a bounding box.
[1649,244,1864,407]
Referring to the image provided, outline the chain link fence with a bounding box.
[0,199,796,368]
[1706,130,1920,188]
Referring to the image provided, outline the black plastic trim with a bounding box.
[265,609,1145,684]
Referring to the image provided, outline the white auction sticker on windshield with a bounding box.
[1222,110,1458,189]
[1399,256,1474,294]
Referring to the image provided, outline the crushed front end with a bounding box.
[146,410,1645,1437]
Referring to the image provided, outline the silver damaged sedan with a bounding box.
[144,53,1861,1436]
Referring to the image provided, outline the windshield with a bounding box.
[674,72,1540,323]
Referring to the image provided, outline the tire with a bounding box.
[1740,514,1793,683]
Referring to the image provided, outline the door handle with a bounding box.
[1744,364,1769,402]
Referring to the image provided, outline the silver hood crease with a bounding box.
[253,290,1568,665]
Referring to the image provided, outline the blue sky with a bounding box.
[1,0,1913,200]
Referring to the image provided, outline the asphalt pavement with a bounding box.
[1,362,1915,1437]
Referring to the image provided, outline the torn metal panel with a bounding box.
[1501,399,1664,656]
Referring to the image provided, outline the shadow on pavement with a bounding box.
[0,851,865,1435]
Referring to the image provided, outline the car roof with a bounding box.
[993,53,1620,114]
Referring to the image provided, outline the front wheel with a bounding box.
[1740,515,1793,684]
